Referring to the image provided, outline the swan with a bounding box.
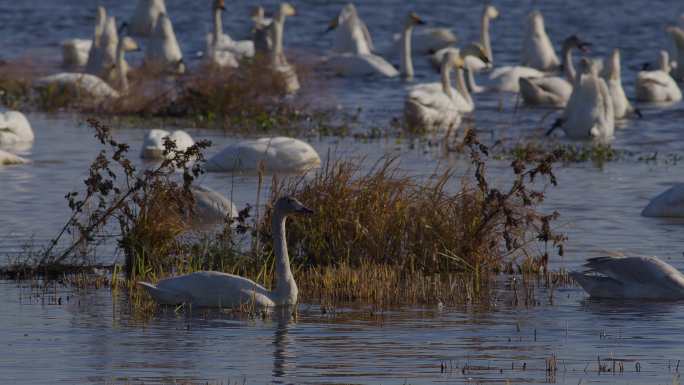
[0,110,34,146]
[667,26,684,81]
[323,6,400,77]
[83,7,109,72]
[129,0,167,38]
[205,0,255,67]
[190,184,238,225]
[571,256,684,300]
[267,3,299,94]
[63,6,107,69]
[85,15,118,79]
[252,6,273,55]
[521,11,559,71]
[642,184,684,217]
[391,14,457,55]
[34,73,119,100]
[205,136,320,173]
[110,36,141,93]
[519,35,591,108]
[328,4,374,55]
[144,13,185,74]
[404,50,464,132]
[140,129,194,159]
[430,5,498,72]
[547,58,614,140]
[407,44,489,113]
[602,49,640,119]
[138,196,313,308]
[635,50,682,103]
[0,150,28,166]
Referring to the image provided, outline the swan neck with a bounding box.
[465,66,479,93]
[609,53,621,80]
[272,212,297,304]
[441,62,455,100]
[455,67,472,105]
[116,44,128,92]
[562,46,576,83]
[213,7,223,46]
[481,12,492,62]
[271,15,286,66]
[401,24,414,79]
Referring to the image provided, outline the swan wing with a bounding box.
[582,256,684,289]
[191,184,238,222]
[489,66,545,92]
[642,185,684,217]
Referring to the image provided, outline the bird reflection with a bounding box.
[272,307,295,383]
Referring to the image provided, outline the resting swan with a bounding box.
[667,26,684,81]
[635,50,682,103]
[431,5,498,72]
[0,150,29,166]
[642,184,684,217]
[404,51,465,132]
[521,11,559,71]
[129,0,167,38]
[602,49,639,119]
[0,110,34,146]
[140,129,194,159]
[63,6,107,69]
[138,196,313,308]
[205,136,320,173]
[144,13,185,74]
[519,35,591,108]
[547,58,614,140]
[206,0,255,68]
[572,256,684,300]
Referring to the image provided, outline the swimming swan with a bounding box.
[571,256,684,300]
[144,13,185,74]
[547,58,614,139]
[140,129,194,159]
[190,184,238,225]
[667,26,684,81]
[404,50,465,132]
[0,111,34,146]
[205,136,320,173]
[635,50,682,103]
[129,0,167,38]
[138,196,313,307]
[521,11,559,71]
[519,35,591,108]
[642,184,684,217]
[63,6,107,69]
[0,150,28,166]
[206,0,255,67]
[431,5,498,72]
[602,49,639,119]
[328,4,374,55]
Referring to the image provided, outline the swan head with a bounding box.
[406,12,426,27]
[484,5,499,20]
[213,0,225,11]
[562,35,591,53]
[460,43,490,64]
[280,3,296,17]
[121,36,140,52]
[275,196,314,216]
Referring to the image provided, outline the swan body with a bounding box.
[0,111,34,146]
[86,15,118,79]
[145,13,185,74]
[520,35,590,107]
[330,4,374,55]
[205,137,320,173]
[603,49,637,119]
[139,196,313,308]
[549,58,614,139]
[84,6,109,73]
[62,39,92,69]
[571,256,684,300]
[0,150,28,166]
[642,185,684,217]
[206,0,254,68]
[485,65,545,92]
[521,11,559,71]
[129,0,167,38]
[140,129,194,159]
[190,184,238,225]
[667,26,684,81]
[34,73,119,100]
[635,51,682,103]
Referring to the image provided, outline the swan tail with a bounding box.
[137,281,182,305]
[570,271,624,298]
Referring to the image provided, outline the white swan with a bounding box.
[521,11,559,71]
[635,51,682,103]
[190,184,239,225]
[85,15,118,79]
[140,129,194,159]
[431,5,498,72]
[0,150,28,166]
[547,58,614,139]
[407,44,489,113]
[63,6,107,69]
[252,6,273,55]
[205,136,320,173]
[571,256,684,300]
[206,0,255,67]
[667,26,684,81]
[392,16,457,55]
[83,6,109,72]
[111,36,140,92]
[267,3,299,94]
[642,184,684,217]
[129,0,167,38]
[144,13,185,74]
[519,35,591,108]
[602,49,639,119]
[323,5,399,77]
[138,196,312,308]
[34,73,119,100]
[328,3,374,55]
[404,50,464,132]
[0,111,34,146]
